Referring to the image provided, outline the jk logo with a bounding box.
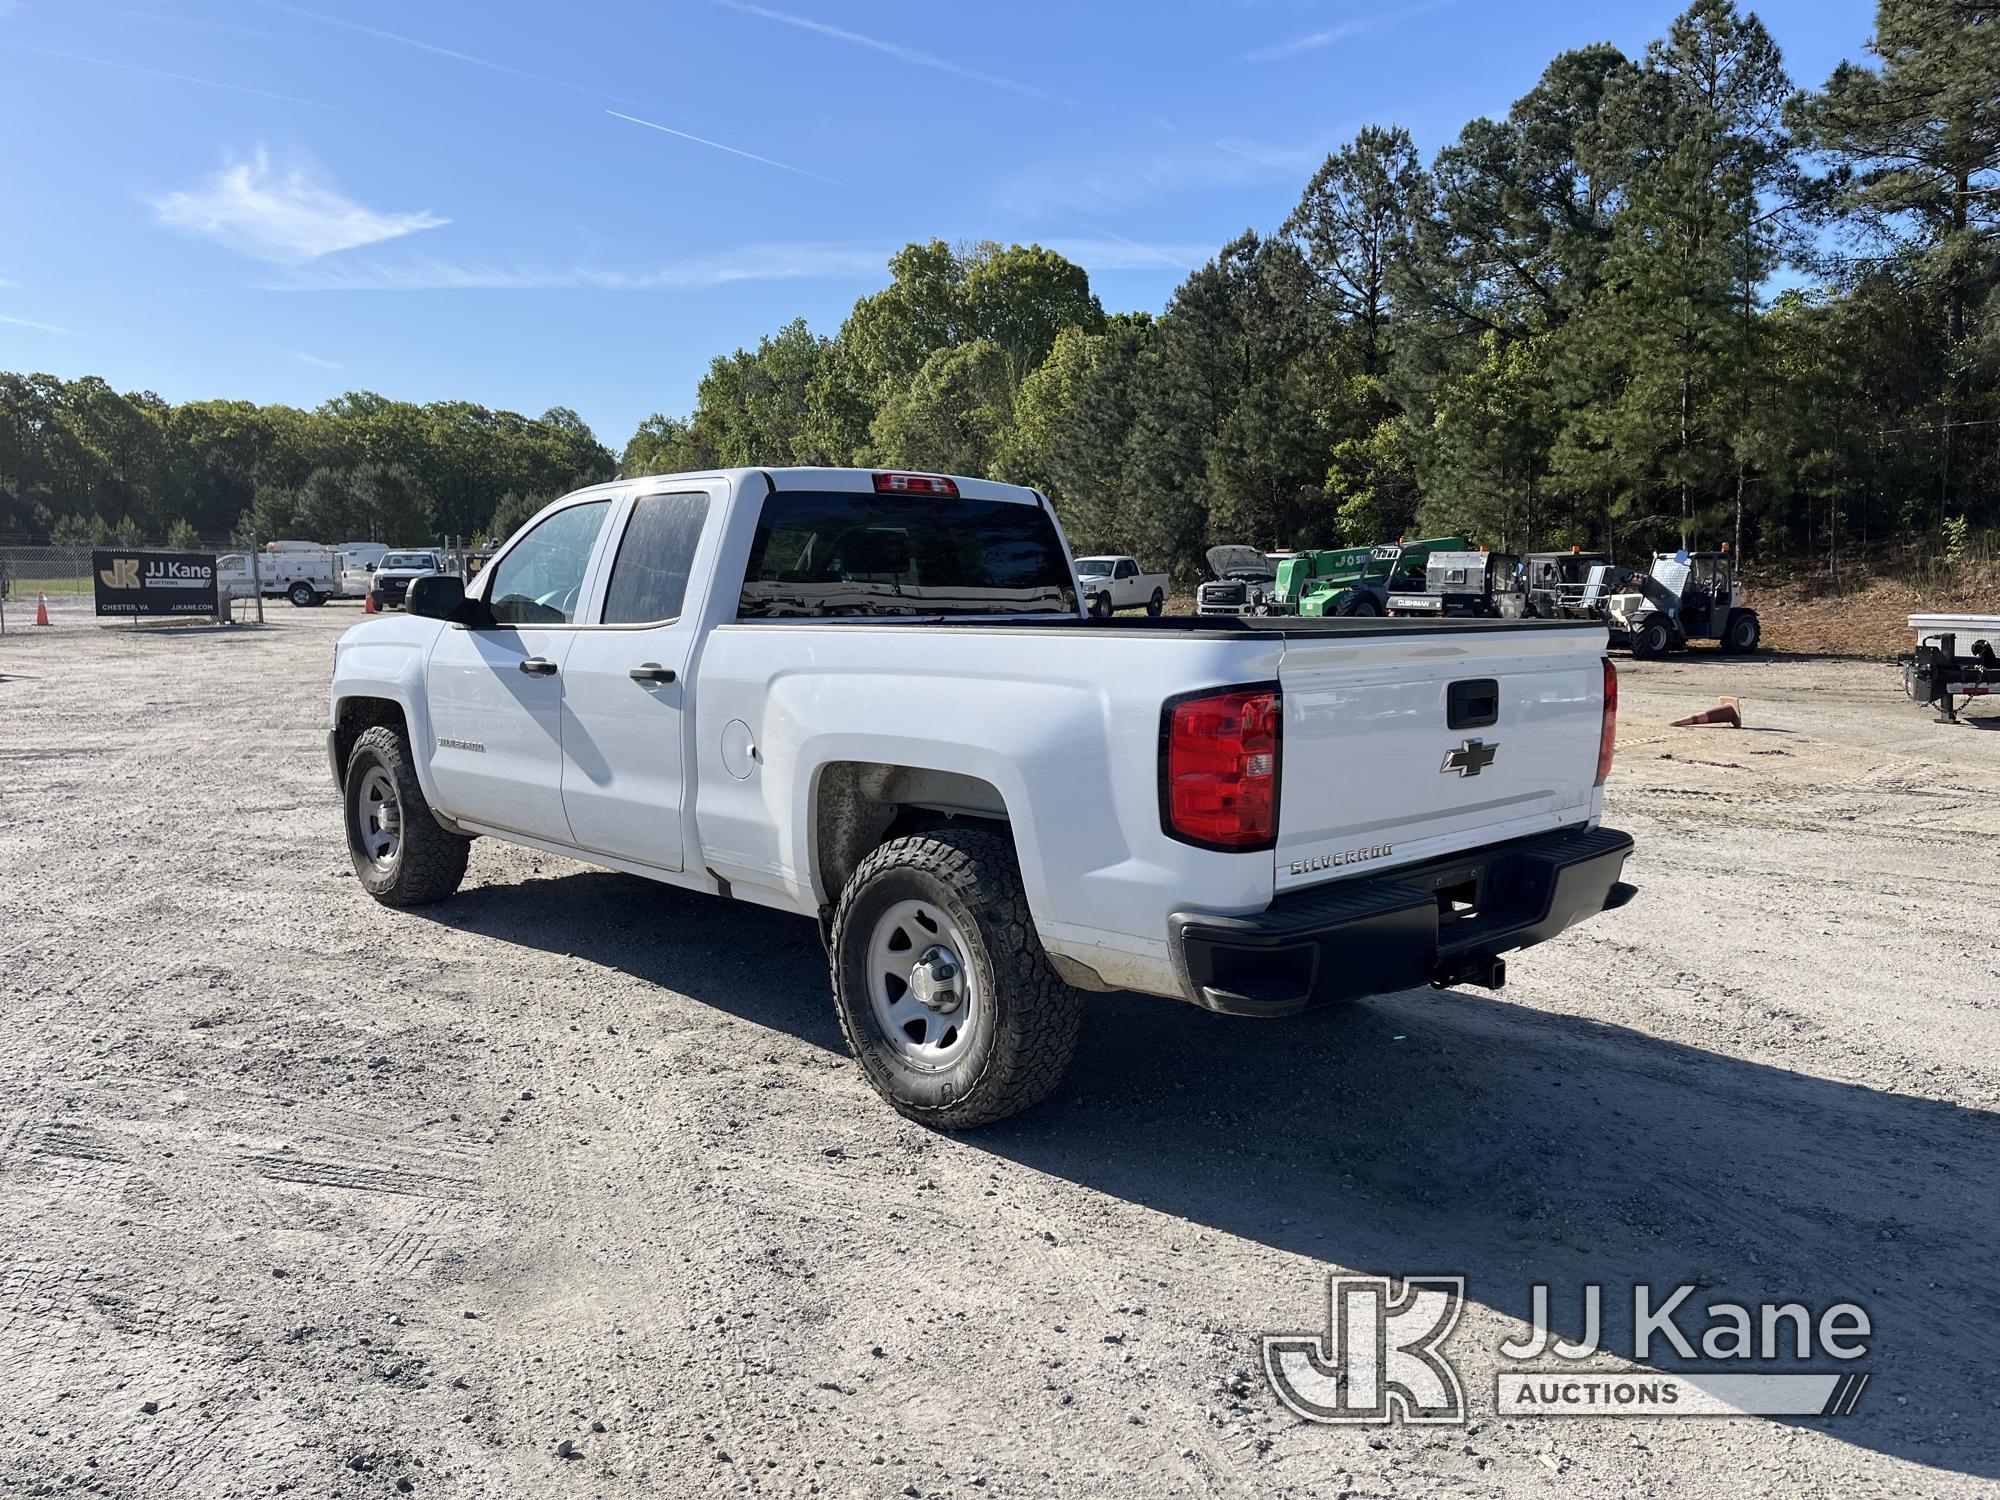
[99,557,140,589]
[1263,1275,1466,1425]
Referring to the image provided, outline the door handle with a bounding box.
[519,657,558,677]
[629,663,677,684]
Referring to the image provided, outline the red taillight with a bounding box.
[1162,687,1281,849]
[873,471,958,497]
[1595,656,1618,785]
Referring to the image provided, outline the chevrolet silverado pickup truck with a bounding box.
[329,467,1634,1127]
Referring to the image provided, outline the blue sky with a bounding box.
[0,0,1877,451]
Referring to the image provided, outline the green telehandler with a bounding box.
[1265,536,1472,617]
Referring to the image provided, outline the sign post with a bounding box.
[91,550,220,619]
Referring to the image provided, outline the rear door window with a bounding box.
[737,491,1076,619]
[602,491,709,624]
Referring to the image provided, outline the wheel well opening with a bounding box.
[333,697,408,773]
[814,761,1012,902]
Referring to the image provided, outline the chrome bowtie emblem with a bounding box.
[1441,739,1498,777]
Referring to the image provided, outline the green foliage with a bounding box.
[0,377,613,545]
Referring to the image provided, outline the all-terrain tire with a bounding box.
[830,827,1082,1129]
[1341,596,1380,618]
[343,725,470,906]
[1147,589,1165,618]
[1632,619,1671,659]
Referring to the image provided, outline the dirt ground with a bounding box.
[2,600,1997,1499]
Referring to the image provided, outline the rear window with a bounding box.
[737,490,1078,619]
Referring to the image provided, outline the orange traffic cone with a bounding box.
[34,591,50,627]
[364,591,377,614]
[1672,696,1741,728]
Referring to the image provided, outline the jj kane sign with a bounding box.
[93,550,218,617]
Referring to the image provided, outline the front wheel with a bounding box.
[343,726,470,905]
[1342,597,1380,618]
[1632,619,1671,659]
[1722,611,1761,654]
[1089,593,1112,619]
[830,828,1082,1129]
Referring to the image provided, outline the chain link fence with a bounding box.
[1,538,266,631]
[0,536,487,632]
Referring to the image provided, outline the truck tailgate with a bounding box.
[1274,625,1606,893]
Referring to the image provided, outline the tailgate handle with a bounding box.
[1448,678,1499,730]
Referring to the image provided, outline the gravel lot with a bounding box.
[3,602,1997,1498]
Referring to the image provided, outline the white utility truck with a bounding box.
[328,468,1634,1127]
[1073,554,1170,617]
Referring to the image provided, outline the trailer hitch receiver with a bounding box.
[1433,953,1507,991]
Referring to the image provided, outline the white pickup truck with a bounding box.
[1073,554,1170,618]
[328,468,1633,1127]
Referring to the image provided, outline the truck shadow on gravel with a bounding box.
[417,869,1996,1483]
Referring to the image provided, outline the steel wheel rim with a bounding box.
[356,766,402,870]
[866,898,978,1069]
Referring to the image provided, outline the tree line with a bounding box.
[3,0,1993,580]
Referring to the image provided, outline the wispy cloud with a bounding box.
[293,351,343,370]
[270,238,1210,293]
[1056,233,1204,273]
[253,0,627,102]
[0,312,76,336]
[266,243,899,292]
[1240,0,1453,63]
[155,150,447,265]
[606,111,847,187]
[713,0,1046,98]
[255,3,840,184]
[0,39,338,108]
[994,134,1333,218]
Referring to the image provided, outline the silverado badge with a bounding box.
[1442,739,1498,777]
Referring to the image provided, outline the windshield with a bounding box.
[739,490,1077,619]
[380,553,433,569]
[1073,557,1117,574]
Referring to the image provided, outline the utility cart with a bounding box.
[1520,550,1617,620]
[1386,549,1524,618]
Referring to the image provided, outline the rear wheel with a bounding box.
[287,580,315,607]
[1146,589,1165,618]
[1343,597,1380,618]
[343,726,470,906]
[1632,619,1671,659]
[830,828,1081,1129]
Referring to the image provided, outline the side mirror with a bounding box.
[408,573,490,626]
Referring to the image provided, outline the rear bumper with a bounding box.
[1169,825,1635,1017]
